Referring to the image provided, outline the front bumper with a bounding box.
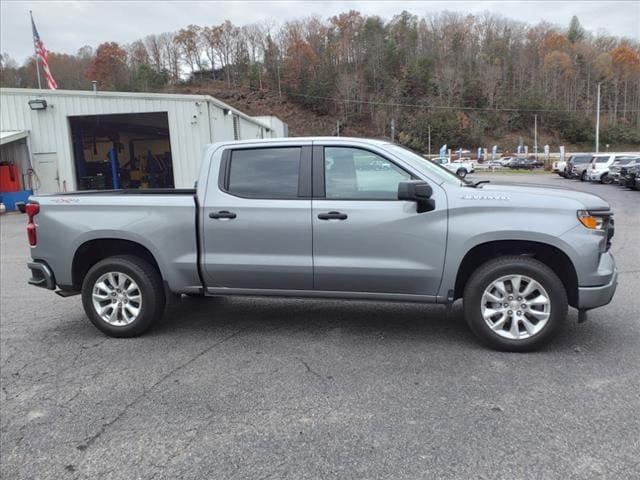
[587,172,603,181]
[577,252,618,310]
[27,262,56,290]
[578,270,618,309]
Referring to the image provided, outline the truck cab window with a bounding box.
[227,147,301,198]
[324,147,410,200]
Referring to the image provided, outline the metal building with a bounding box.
[0,88,287,199]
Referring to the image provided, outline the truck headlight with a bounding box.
[577,210,606,230]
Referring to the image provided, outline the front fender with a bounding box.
[437,204,583,299]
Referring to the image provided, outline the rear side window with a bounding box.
[595,157,610,163]
[572,155,592,163]
[227,147,301,198]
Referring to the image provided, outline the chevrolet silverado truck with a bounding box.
[26,138,618,351]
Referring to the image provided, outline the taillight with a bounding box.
[26,203,39,246]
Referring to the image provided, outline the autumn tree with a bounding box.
[174,25,206,74]
[85,42,128,90]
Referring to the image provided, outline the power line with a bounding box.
[287,92,638,113]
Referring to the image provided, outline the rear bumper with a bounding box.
[27,262,56,290]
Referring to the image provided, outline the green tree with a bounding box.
[567,16,585,44]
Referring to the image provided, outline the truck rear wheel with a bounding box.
[81,255,166,338]
[463,256,568,352]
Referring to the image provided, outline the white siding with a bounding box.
[252,116,288,138]
[0,88,283,191]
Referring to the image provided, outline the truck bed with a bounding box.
[29,190,201,293]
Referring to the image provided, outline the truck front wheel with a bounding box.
[81,255,166,338]
[456,168,468,178]
[463,256,568,352]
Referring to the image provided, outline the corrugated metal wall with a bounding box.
[0,89,280,192]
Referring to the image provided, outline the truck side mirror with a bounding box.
[398,180,435,213]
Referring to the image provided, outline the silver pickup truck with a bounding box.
[26,138,618,351]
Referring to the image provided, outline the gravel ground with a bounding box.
[1,173,639,480]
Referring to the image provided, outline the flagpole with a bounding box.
[30,11,42,89]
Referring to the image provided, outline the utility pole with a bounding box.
[336,120,340,137]
[595,82,601,153]
[390,118,395,142]
[428,124,431,158]
[534,114,538,160]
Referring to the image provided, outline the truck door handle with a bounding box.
[209,210,237,219]
[318,211,348,220]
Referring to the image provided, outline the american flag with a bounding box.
[31,13,57,89]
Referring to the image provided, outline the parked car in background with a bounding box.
[564,154,594,180]
[476,160,504,169]
[553,159,567,175]
[497,157,515,166]
[25,137,618,351]
[586,153,640,183]
[432,157,474,178]
[510,158,535,170]
[619,161,640,190]
[605,156,640,184]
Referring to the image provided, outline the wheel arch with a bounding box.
[72,238,163,290]
[453,240,579,307]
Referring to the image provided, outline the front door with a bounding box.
[201,144,313,291]
[312,145,447,296]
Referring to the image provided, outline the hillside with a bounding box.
[173,81,627,153]
[176,81,377,138]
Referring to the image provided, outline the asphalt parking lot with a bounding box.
[1,173,639,480]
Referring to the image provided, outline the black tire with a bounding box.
[81,255,166,338]
[456,168,468,178]
[580,170,587,182]
[600,173,611,184]
[463,255,568,352]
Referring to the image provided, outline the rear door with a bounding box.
[311,143,447,296]
[201,143,313,290]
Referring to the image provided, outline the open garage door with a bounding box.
[69,112,174,190]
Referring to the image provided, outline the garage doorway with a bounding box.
[69,112,174,190]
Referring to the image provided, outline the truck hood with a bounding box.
[477,182,610,210]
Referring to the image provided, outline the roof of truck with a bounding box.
[208,137,392,148]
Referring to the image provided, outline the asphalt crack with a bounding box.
[297,357,323,380]
[75,327,247,452]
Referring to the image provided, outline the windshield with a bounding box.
[384,144,472,186]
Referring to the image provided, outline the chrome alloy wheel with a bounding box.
[480,274,551,340]
[91,272,142,326]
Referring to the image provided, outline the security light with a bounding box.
[28,99,48,110]
[222,108,232,116]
